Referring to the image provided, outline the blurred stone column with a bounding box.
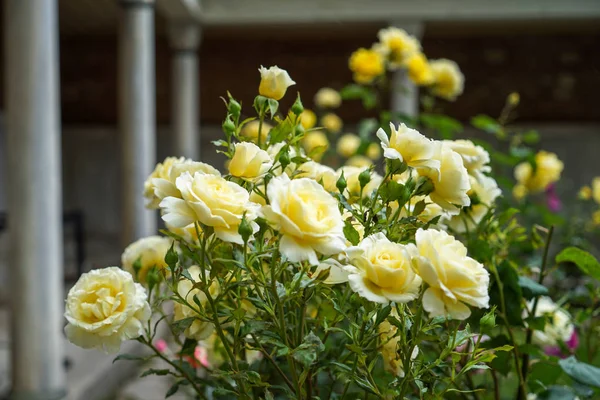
[118,0,157,245]
[390,21,424,121]
[169,22,201,160]
[4,0,66,398]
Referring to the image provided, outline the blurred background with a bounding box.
[0,0,599,398]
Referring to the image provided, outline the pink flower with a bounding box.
[544,330,579,358]
[155,339,169,353]
[545,184,562,212]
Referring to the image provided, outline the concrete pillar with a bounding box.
[390,21,424,120]
[169,22,202,160]
[4,0,66,398]
[118,0,157,244]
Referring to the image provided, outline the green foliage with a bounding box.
[556,247,600,281]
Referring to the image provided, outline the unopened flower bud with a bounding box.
[358,169,371,188]
[291,94,304,116]
[336,172,347,193]
[238,215,254,243]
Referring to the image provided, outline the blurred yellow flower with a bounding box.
[405,52,433,86]
[258,65,295,100]
[429,59,464,101]
[299,109,317,129]
[296,161,338,192]
[593,210,600,226]
[514,151,563,193]
[508,92,520,106]
[376,27,421,69]
[349,48,385,84]
[366,142,382,160]
[314,87,342,109]
[346,155,372,168]
[578,185,592,200]
[513,184,528,200]
[241,120,272,142]
[592,177,600,204]
[302,130,329,161]
[337,134,361,158]
[321,113,343,133]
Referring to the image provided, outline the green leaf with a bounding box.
[180,338,198,357]
[172,317,196,336]
[343,220,360,246]
[528,361,563,390]
[269,118,293,145]
[267,98,279,117]
[558,356,600,388]
[112,354,145,364]
[471,114,503,135]
[519,276,549,299]
[165,382,180,398]
[556,247,600,281]
[140,368,171,378]
[292,331,325,367]
[374,305,392,326]
[537,385,577,400]
[489,261,524,326]
[340,84,368,100]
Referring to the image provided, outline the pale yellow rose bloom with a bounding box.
[338,166,382,200]
[349,48,385,84]
[379,317,419,377]
[313,258,350,285]
[429,59,465,101]
[443,139,491,179]
[578,185,592,200]
[366,142,382,160]
[346,232,422,304]
[337,134,361,158]
[377,123,440,171]
[299,109,317,129]
[228,142,273,181]
[446,175,501,233]
[389,195,447,226]
[414,228,490,320]
[260,174,346,265]
[377,27,421,70]
[174,266,219,340]
[346,155,373,168]
[166,222,201,244]
[64,267,151,354]
[314,87,342,109]
[144,157,220,209]
[592,177,600,204]
[241,120,272,142]
[160,172,261,244]
[405,52,434,86]
[417,145,471,215]
[302,130,329,161]
[321,113,343,133]
[514,150,563,193]
[258,65,296,100]
[524,297,574,347]
[121,235,173,283]
[296,161,338,192]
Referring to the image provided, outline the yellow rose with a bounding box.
[592,177,600,204]
[314,87,342,109]
[174,266,219,340]
[241,120,272,142]
[513,184,528,200]
[338,166,382,200]
[417,145,471,215]
[346,232,422,304]
[228,142,273,181]
[121,235,173,283]
[299,109,317,129]
[296,161,338,192]
[446,175,501,233]
[346,155,372,168]
[379,318,419,377]
[302,130,329,161]
[578,185,592,200]
[525,297,574,347]
[258,65,296,100]
[366,142,382,160]
[376,27,421,69]
[160,172,261,244]
[313,258,350,285]
[514,151,563,193]
[267,142,304,175]
[349,48,385,84]
[144,157,220,209]
[321,113,343,133]
[389,195,447,226]
[166,222,201,244]
[443,139,491,179]
[377,123,440,171]
[429,59,464,101]
[64,267,150,353]
[405,52,433,86]
[414,228,489,320]
[337,134,361,158]
[260,174,346,265]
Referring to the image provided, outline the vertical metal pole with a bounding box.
[5,0,66,398]
[390,21,424,120]
[169,22,201,160]
[119,0,157,245]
